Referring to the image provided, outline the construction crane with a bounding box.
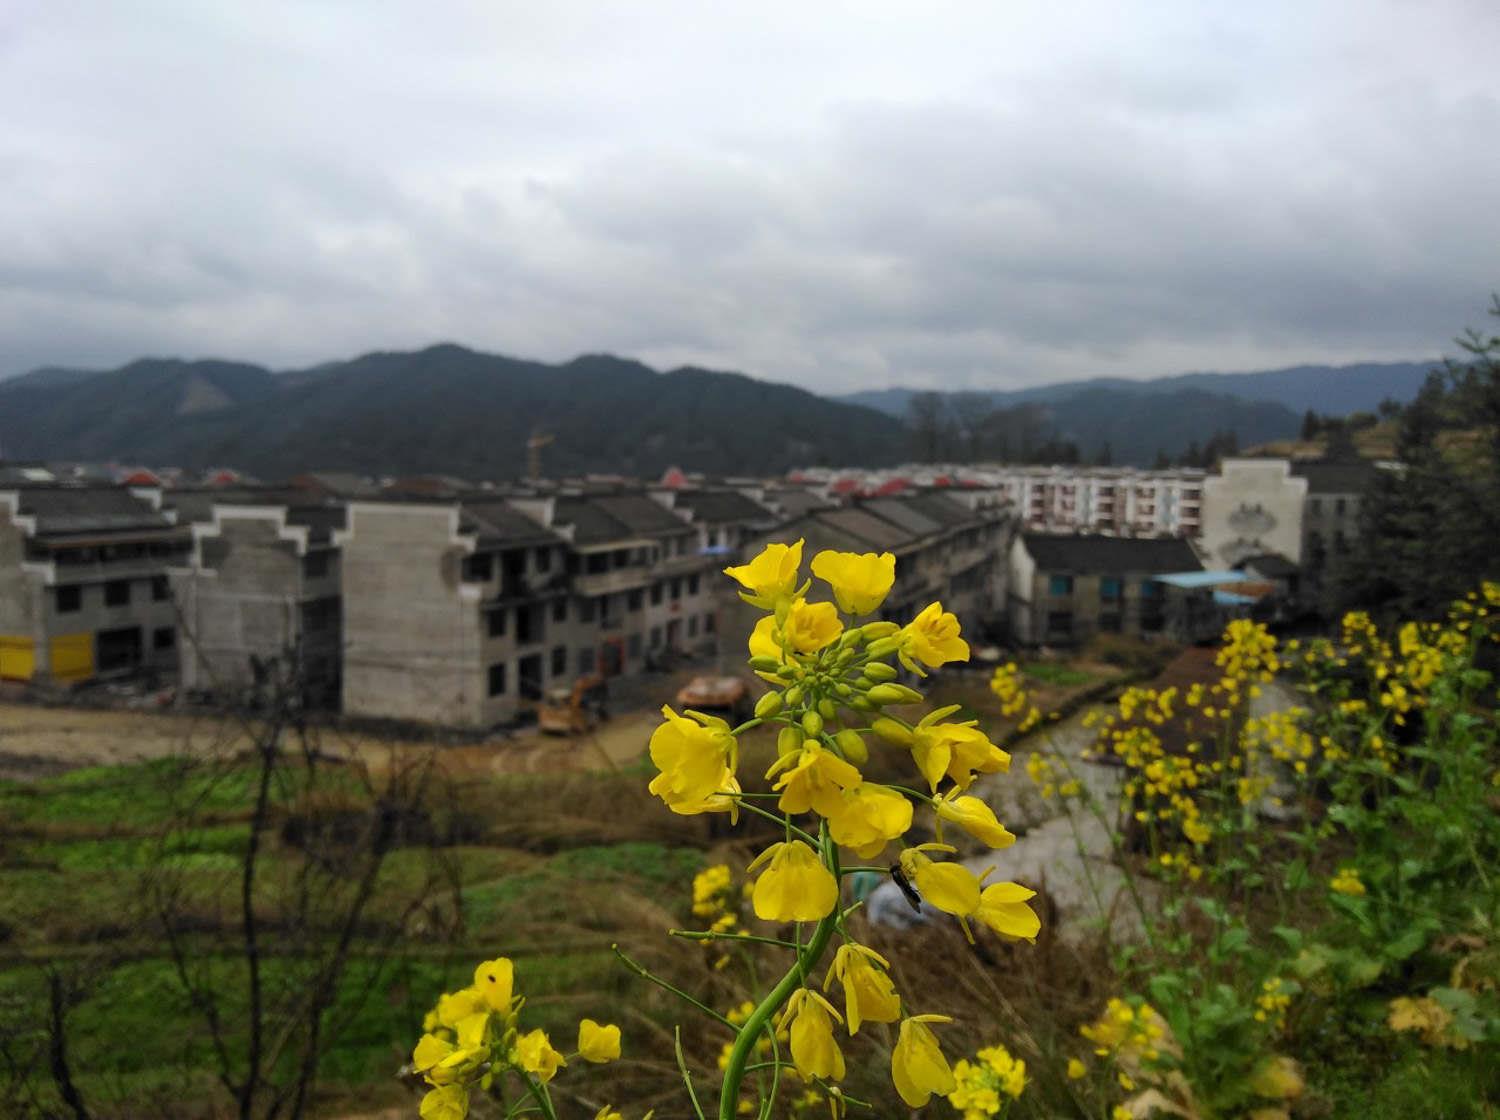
[526,430,554,481]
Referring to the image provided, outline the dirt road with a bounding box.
[0,700,661,782]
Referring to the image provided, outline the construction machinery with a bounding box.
[536,674,609,735]
[675,675,751,723]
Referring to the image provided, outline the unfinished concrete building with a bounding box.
[168,496,346,706]
[0,486,189,685]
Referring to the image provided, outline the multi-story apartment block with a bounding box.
[1293,458,1380,606]
[0,486,190,684]
[337,490,721,728]
[1007,533,1203,646]
[168,493,346,706]
[1199,459,1310,569]
[979,466,1206,536]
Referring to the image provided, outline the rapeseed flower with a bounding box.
[891,1014,957,1107]
[783,597,844,653]
[750,840,839,921]
[647,706,737,811]
[419,1085,468,1120]
[936,793,1017,849]
[768,741,862,817]
[823,943,900,1033]
[910,715,1010,791]
[577,1019,621,1063]
[724,539,804,609]
[898,602,970,675]
[473,957,513,1014]
[975,881,1041,941]
[515,1028,566,1082]
[825,782,913,857]
[1330,866,1366,896]
[779,988,845,1081]
[810,549,896,615]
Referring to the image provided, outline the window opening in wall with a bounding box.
[105,580,131,607]
[303,552,329,579]
[1048,575,1073,596]
[56,585,81,613]
[552,598,567,622]
[152,575,170,600]
[488,609,507,638]
[153,627,176,650]
[487,662,507,696]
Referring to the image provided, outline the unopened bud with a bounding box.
[817,697,838,721]
[849,695,875,711]
[865,636,902,660]
[871,716,914,746]
[860,621,899,639]
[754,691,784,719]
[801,710,824,737]
[775,664,798,679]
[834,729,868,765]
[864,662,898,682]
[784,685,803,707]
[867,683,920,706]
[748,655,782,673]
[833,681,853,697]
[777,726,805,757]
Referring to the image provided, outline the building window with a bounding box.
[304,552,329,579]
[1048,575,1074,596]
[516,606,542,645]
[463,554,493,582]
[670,578,682,601]
[650,626,663,649]
[1140,580,1163,599]
[56,585,81,613]
[1308,498,1322,516]
[627,589,643,612]
[552,598,567,623]
[1046,611,1073,638]
[105,580,131,607]
[578,647,596,675]
[488,609,507,638]
[1099,614,1122,633]
[1100,577,1122,601]
[650,582,663,605]
[688,616,698,638]
[688,574,700,595]
[153,627,176,650]
[551,645,567,678]
[488,663,507,696]
[1335,498,1347,516]
[152,575,170,601]
[536,547,552,572]
[628,634,642,660]
[704,611,716,634]
[578,597,596,622]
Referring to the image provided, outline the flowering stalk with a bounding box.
[717,822,841,1120]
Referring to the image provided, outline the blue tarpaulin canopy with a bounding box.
[1154,570,1249,588]
[1214,590,1258,606]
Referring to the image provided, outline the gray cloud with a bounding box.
[2,0,1498,393]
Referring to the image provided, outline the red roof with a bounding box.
[660,466,688,488]
[830,478,861,495]
[873,478,909,496]
[120,469,161,485]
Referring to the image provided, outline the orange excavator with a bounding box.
[536,674,609,735]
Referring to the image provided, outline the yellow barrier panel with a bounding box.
[50,632,94,682]
[0,635,36,681]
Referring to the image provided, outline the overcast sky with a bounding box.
[3,1,1498,393]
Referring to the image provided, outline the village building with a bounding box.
[1007,532,1204,646]
[0,486,190,684]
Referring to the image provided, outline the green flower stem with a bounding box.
[520,1073,559,1120]
[676,1025,708,1120]
[718,823,841,1120]
[669,929,801,950]
[731,798,820,845]
[611,944,735,1028]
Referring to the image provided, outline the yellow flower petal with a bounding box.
[577,1018,622,1063]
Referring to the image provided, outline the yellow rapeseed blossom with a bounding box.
[515,1028,567,1082]
[975,882,1041,941]
[948,1042,1027,1118]
[910,713,1010,791]
[724,538,805,608]
[782,597,844,653]
[473,957,514,1013]
[810,549,896,615]
[1330,866,1366,896]
[767,741,862,817]
[898,602,970,675]
[647,706,737,811]
[419,1085,468,1120]
[749,840,839,922]
[1067,1057,1087,1080]
[892,1015,957,1107]
[823,943,901,1033]
[778,988,846,1081]
[1248,1055,1304,1100]
[936,793,1018,849]
[577,1019,621,1063]
[825,782,913,858]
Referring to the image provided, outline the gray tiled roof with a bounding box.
[860,498,943,539]
[816,508,920,551]
[1022,532,1202,575]
[672,489,776,524]
[8,486,173,535]
[461,500,558,547]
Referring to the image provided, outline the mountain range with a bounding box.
[0,349,1438,478]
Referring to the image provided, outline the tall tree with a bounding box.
[1335,297,1500,617]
